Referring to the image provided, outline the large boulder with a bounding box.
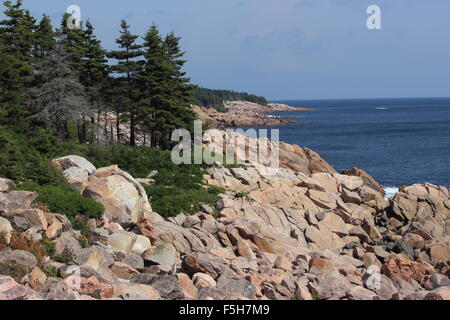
[0,275,41,300]
[0,249,38,281]
[82,165,153,227]
[0,191,37,212]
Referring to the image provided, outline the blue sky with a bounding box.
[16,0,450,100]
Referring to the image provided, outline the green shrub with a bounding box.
[42,237,56,257]
[144,184,224,218]
[44,266,58,278]
[0,126,67,185]
[17,182,104,220]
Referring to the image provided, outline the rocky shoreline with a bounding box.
[194,101,314,128]
[0,132,449,301]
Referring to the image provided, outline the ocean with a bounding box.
[267,97,450,193]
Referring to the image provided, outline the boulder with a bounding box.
[177,273,198,299]
[342,168,385,196]
[121,253,144,270]
[0,217,13,245]
[82,165,152,226]
[381,256,432,285]
[363,274,398,300]
[112,283,160,300]
[319,212,348,236]
[429,244,450,264]
[10,209,48,231]
[110,261,139,280]
[131,274,184,300]
[308,257,336,275]
[192,273,217,289]
[300,173,338,194]
[217,274,256,299]
[0,249,37,281]
[313,271,354,300]
[0,275,40,300]
[0,178,14,192]
[348,286,378,300]
[37,279,81,300]
[424,286,450,300]
[181,252,227,279]
[74,276,113,299]
[143,243,178,273]
[55,231,82,255]
[0,191,37,212]
[63,167,89,182]
[52,155,96,175]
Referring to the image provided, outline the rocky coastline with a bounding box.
[193,101,314,128]
[0,132,449,301]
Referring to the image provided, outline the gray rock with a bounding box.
[131,274,184,300]
[0,249,37,281]
[63,167,89,181]
[429,273,450,289]
[143,243,177,273]
[348,286,378,300]
[394,241,415,260]
[37,279,81,300]
[217,276,256,299]
[121,253,145,270]
[55,231,82,255]
[183,215,201,228]
[197,287,226,300]
[0,217,13,244]
[313,271,354,300]
[363,274,398,300]
[74,246,115,269]
[181,252,227,279]
[0,191,37,211]
[0,178,14,192]
[52,155,96,175]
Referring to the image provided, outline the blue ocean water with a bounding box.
[268,98,450,188]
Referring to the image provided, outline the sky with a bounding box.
[14,0,450,100]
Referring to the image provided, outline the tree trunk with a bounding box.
[130,111,136,146]
[116,111,121,144]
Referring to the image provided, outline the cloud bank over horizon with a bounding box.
[18,0,450,100]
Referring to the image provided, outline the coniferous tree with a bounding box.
[58,13,89,142]
[163,31,196,135]
[137,24,171,148]
[108,20,143,146]
[138,25,197,149]
[0,0,37,126]
[58,13,86,76]
[34,14,56,59]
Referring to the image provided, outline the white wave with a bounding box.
[384,187,399,199]
[376,107,389,110]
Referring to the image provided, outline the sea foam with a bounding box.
[384,187,399,199]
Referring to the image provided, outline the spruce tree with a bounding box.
[138,25,197,149]
[0,0,37,126]
[58,13,86,76]
[108,20,143,146]
[138,24,172,148]
[164,31,196,134]
[34,14,56,59]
